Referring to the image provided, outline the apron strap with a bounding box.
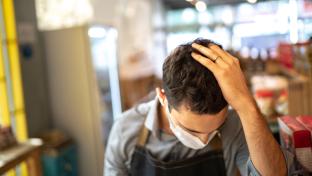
[136,125,150,147]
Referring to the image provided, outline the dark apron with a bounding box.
[130,124,227,176]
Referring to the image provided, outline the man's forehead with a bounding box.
[171,103,206,117]
[172,103,227,118]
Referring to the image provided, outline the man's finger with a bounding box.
[191,52,219,73]
[209,44,235,65]
[192,43,219,62]
[214,55,230,69]
[192,43,231,69]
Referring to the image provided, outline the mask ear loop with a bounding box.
[166,104,177,130]
[167,104,171,113]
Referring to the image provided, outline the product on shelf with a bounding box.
[278,116,312,173]
[275,89,288,116]
[255,90,275,118]
[278,43,294,69]
[251,75,288,121]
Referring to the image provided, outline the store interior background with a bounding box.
[1,0,312,175]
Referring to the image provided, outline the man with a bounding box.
[105,38,291,176]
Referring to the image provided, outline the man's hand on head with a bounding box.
[191,43,256,115]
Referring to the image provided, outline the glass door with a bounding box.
[88,25,122,146]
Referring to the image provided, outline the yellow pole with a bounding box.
[0,6,15,176]
[0,32,11,126]
[2,0,28,142]
[2,0,29,175]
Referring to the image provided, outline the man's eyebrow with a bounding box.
[185,127,206,134]
[177,120,208,134]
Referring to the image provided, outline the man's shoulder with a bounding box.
[105,101,155,172]
[221,110,244,141]
[111,100,153,140]
[225,110,242,128]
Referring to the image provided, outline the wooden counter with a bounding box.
[0,138,43,175]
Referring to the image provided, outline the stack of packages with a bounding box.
[277,41,312,116]
[288,78,311,116]
[286,41,312,116]
[278,116,312,174]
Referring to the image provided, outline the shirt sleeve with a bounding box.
[104,119,129,176]
[236,131,294,176]
[235,127,258,176]
[246,148,294,176]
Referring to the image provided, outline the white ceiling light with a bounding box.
[221,6,234,25]
[195,1,207,12]
[182,8,196,23]
[198,11,211,25]
[246,0,257,4]
[88,27,107,38]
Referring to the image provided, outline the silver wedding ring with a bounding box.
[213,56,222,62]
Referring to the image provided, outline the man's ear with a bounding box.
[155,87,166,106]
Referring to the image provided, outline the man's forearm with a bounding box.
[237,100,286,176]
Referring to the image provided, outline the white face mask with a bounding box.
[166,106,218,150]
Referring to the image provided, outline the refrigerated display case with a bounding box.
[89,26,122,145]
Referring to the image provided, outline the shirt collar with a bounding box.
[144,96,161,139]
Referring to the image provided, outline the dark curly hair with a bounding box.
[162,38,228,115]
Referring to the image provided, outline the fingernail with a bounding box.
[191,43,197,47]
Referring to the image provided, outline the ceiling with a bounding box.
[162,0,267,9]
